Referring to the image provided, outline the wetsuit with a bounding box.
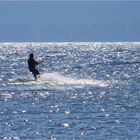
[28,57,40,79]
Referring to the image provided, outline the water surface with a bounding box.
[0,42,140,139]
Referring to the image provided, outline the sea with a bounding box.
[0,42,140,140]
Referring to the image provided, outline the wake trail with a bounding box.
[37,72,109,87]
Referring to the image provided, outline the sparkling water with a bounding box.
[0,42,140,139]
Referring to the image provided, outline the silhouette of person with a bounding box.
[28,53,40,80]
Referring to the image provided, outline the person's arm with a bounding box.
[33,59,39,65]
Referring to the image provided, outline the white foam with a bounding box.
[37,72,108,87]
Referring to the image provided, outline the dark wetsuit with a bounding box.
[28,57,40,79]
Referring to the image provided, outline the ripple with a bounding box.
[0,42,140,139]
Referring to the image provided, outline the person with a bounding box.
[28,53,40,80]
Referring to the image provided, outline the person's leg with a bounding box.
[33,69,40,80]
[35,69,40,76]
[33,72,37,80]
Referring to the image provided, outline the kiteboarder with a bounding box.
[28,53,40,80]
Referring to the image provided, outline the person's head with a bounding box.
[29,53,34,58]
